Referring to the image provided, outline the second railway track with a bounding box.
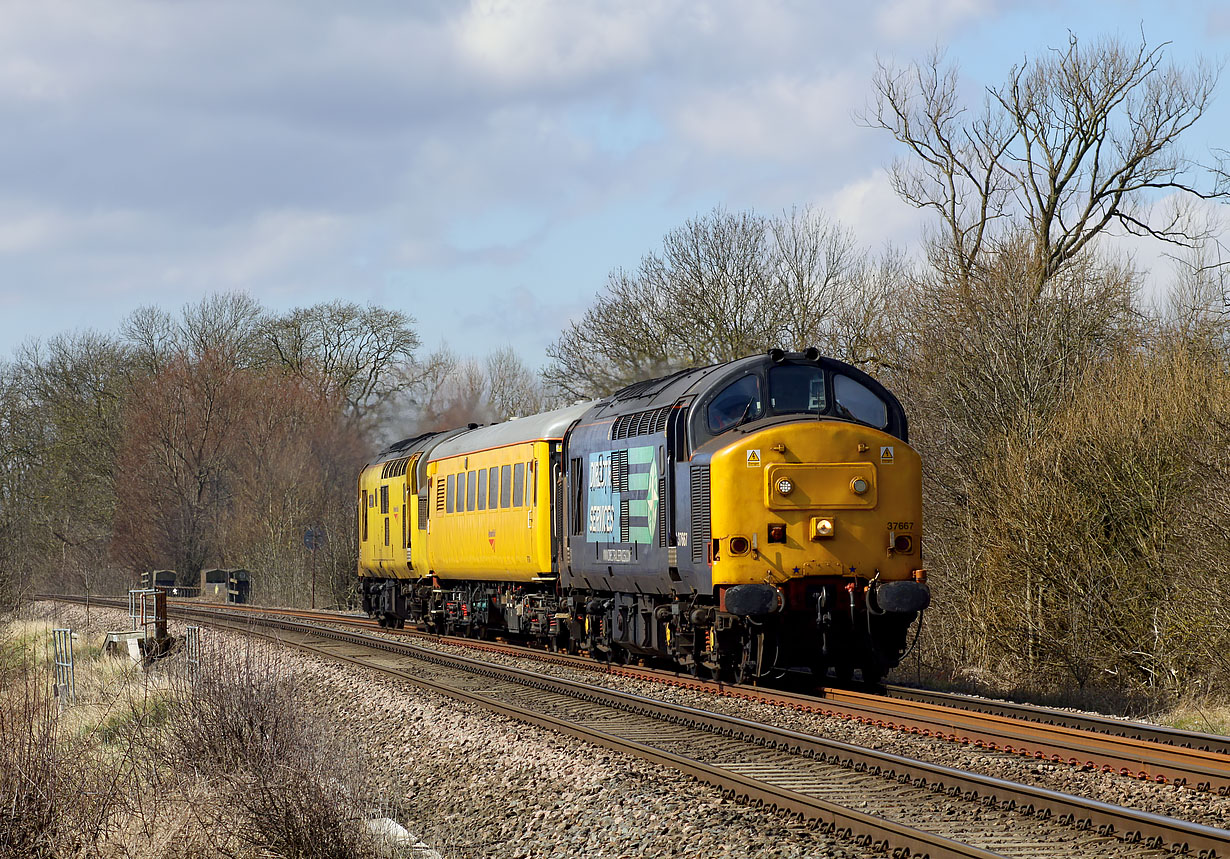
[155,597,1230,795]
[41,595,1230,859]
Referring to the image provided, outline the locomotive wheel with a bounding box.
[859,664,885,686]
[733,632,759,685]
[831,661,854,684]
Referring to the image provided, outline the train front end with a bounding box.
[691,352,927,683]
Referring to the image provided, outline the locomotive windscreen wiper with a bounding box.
[730,396,758,430]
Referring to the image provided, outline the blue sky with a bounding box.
[1,1,1227,367]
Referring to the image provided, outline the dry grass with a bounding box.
[0,611,387,859]
[889,656,1230,736]
[1156,698,1230,738]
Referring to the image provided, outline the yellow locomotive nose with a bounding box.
[708,421,922,586]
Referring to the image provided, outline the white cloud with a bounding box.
[822,168,926,249]
[672,72,861,160]
[451,0,665,89]
[200,210,349,287]
[873,0,992,43]
[0,204,142,254]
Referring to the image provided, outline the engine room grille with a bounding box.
[611,405,672,440]
[435,478,446,512]
[658,476,668,547]
[690,465,710,565]
[612,449,630,491]
[418,495,429,530]
[380,456,411,479]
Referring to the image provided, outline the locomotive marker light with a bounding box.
[776,477,794,496]
[811,517,835,540]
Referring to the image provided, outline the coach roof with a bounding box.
[427,401,594,461]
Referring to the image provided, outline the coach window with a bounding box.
[500,464,512,508]
[833,374,888,429]
[446,473,455,514]
[707,375,763,434]
[477,469,487,510]
[513,462,525,507]
[528,461,536,506]
[467,470,477,511]
[488,466,498,508]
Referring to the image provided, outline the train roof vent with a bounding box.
[380,456,411,479]
[611,405,673,440]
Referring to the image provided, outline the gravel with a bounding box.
[32,603,860,858]
[349,621,1230,833]
[31,601,1230,856]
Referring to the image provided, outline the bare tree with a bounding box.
[396,345,548,433]
[485,346,545,420]
[545,207,869,398]
[122,293,267,376]
[261,301,419,424]
[868,33,1225,294]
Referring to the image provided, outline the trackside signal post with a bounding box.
[304,527,325,608]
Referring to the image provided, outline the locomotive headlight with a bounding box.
[776,478,794,496]
[850,477,868,495]
[810,517,835,540]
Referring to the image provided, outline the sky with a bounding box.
[1,0,1227,367]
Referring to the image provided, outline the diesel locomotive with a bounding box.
[357,350,928,684]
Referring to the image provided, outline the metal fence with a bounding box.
[129,588,158,629]
[185,625,201,685]
[52,628,75,704]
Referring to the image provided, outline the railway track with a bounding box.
[126,597,1230,795]
[38,594,1230,858]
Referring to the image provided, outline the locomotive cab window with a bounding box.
[833,374,888,429]
[707,375,763,434]
[768,364,826,416]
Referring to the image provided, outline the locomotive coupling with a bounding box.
[870,580,930,614]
